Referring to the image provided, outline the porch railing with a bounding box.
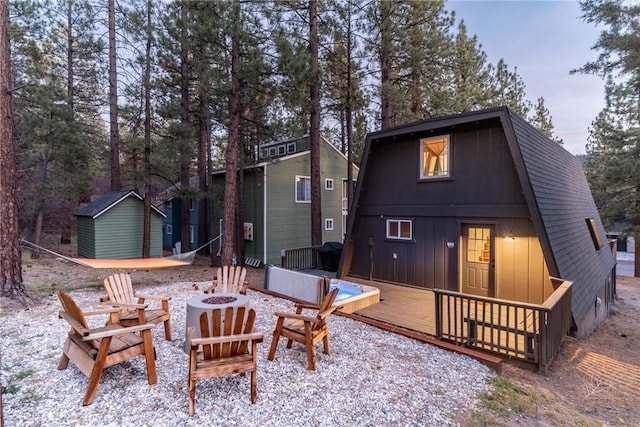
[281,246,322,271]
[433,278,572,375]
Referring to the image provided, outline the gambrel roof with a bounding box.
[355,106,615,328]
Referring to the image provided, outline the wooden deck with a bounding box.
[345,277,436,334]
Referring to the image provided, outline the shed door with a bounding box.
[460,224,495,297]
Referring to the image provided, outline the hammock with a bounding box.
[20,237,217,270]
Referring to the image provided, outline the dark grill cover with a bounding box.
[318,241,343,272]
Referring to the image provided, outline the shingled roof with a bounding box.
[75,191,165,219]
[501,108,615,327]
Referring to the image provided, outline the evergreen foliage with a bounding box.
[5,0,567,272]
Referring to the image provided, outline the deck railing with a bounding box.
[281,246,322,271]
[433,278,572,375]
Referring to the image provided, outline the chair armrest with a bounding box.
[294,302,320,311]
[83,307,123,316]
[84,322,157,341]
[189,332,264,347]
[58,311,92,336]
[135,294,171,302]
[274,311,317,323]
[100,301,148,310]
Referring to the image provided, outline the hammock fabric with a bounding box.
[70,252,197,270]
[20,239,198,270]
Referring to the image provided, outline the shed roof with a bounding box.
[75,190,165,219]
[356,106,615,327]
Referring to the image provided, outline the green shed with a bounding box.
[75,191,165,259]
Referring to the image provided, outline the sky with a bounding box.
[446,0,606,155]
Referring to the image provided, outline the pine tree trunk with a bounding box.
[108,0,121,191]
[142,0,153,258]
[309,0,322,246]
[379,1,393,130]
[179,0,191,253]
[222,1,242,266]
[0,2,27,301]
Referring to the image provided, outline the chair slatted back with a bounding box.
[215,266,247,293]
[313,288,339,332]
[199,307,256,361]
[104,273,136,307]
[58,291,100,350]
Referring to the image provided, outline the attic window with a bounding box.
[278,145,286,155]
[420,135,449,179]
[586,218,604,250]
[287,142,296,153]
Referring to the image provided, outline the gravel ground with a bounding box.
[1,281,495,426]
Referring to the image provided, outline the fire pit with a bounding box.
[184,292,250,353]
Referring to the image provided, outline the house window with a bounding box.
[586,218,603,250]
[269,147,277,156]
[467,227,491,263]
[325,218,334,231]
[287,142,296,153]
[386,219,412,240]
[166,200,172,208]
[278,145,286,155]
[325,178,334,190]
[166,224,173,235]
[420,135,450,178]
[189,226,195,244]
[189,199,194,211]
[295,175,311,203]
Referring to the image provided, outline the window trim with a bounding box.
[325,218,334,231]
[325,178,334,191]
[386,219,413,241]
[166,224,173,235]
[586,218,603,250]
[287,142,296,153]
[420,135,450,179]
[295,175,311,203]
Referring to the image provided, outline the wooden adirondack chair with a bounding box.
[204,265,249,295]
[187,306,263,416]
[102,273,173,341]
[57,291,158,406]
[267,288,339,371]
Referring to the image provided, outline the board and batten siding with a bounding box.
[346,124,552,304]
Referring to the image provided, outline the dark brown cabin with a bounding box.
[339,107,616,343]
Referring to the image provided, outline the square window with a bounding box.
[278,145,286,155]
[269,147,277,156]
[287,143,296,153]
[295,176,311,203]
[420,135,450,178]
[325,218,334,231]
[386,219,412,240]
[325,178,334,190]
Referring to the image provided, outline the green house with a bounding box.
[75,191,165,259]
[211,135,359,266]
